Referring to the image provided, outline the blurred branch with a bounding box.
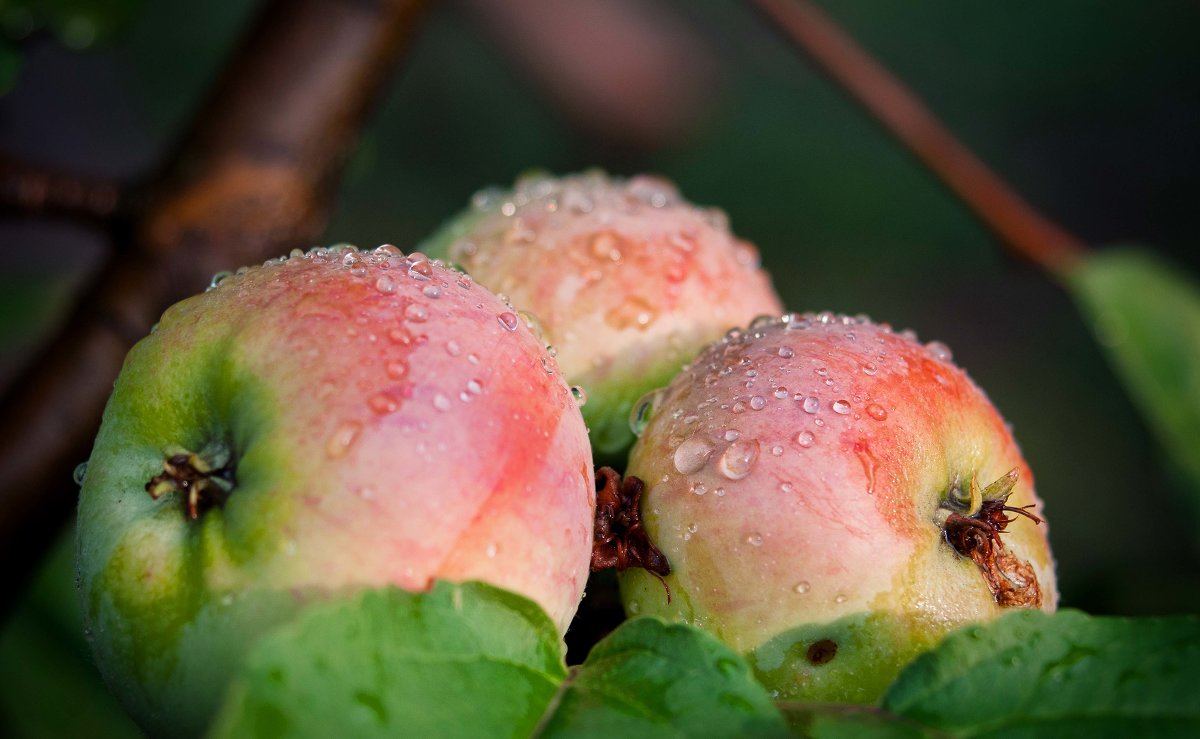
[459,0,719,151]
[747,0,1086,276]
[0,0,427,611]
[0,154,126,223]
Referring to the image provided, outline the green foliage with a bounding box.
[537,618,788,738]
[1068,248,1200,516]
[0,0,140,49]
[209,585,786,739]
[787,609,1200,737]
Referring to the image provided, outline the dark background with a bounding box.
[1,1,1197,735]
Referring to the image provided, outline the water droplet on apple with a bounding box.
[375,275,397,294]
[445,340,461,356]
[834,593,848,604]
[326,421,362,458]
[831,399,851,415]
[724,429,740,442]
[629,388,661,436]
[422,285,442,299]
[746,532,763,546]
[368,392,398,415]
[802,396,819,414]
[404,304,428,323]
[794,581,811,594]
[674,436,715,474]
[861,362,878,376]
[778,346,794,358]
[72,462,88,486]
[690,482,707,496]
[866,403,888,421]
[433,393,452,412]
[796,430,815,448]
[208,271,232,290]
[780,481,794,493]
[570,386,587,406]
[770,445,784,456]
[749,395,766,410]
[925,340,953,362]
[717,439,759,480]
[497,311,519,331]
[486,542,498,558]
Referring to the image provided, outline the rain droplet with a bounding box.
[674,436,715,475]
[445,340,461,356]
[408,260,433,281]
[802,396,820,414]
[385,360,407,379]
[375,275,396,294]
[796,431,815,448]
[749,395,766,410]
[831,399,851,415]
[834,594,848,604]
[422,285,442,299]
[866,403,888,421]
[404,304,428,323]
[690,482,708,496]
[326,421,362,458]
[925,340,953,362]
[368,392,398,415]
[770,445,784,456]
[780,481,794,493]
[718,439,760,480]
[794,581,811,594]
[629,389,661,436]
[778,346,794,358]
[861,362,878,376]
[570,386,587,406]
[724,429,741,442]
[433,394,452,412]
[774,388,789,399]
[497,312,519,331]
[746,532,763,546]
[374,244,403,258]
[72,462,88,486]
[208,271,232,289]
[466,379,483,395]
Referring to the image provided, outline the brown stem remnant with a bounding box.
[146,453,236,521]
[591,467,672,600]
[943,471,1044,608]
[0,0,427,612]
[747,0,1086,277]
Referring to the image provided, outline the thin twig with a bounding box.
[0,154,126,222]
[748,0,1086,276]
[0,0,427,611]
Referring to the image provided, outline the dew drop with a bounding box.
[674,436,715,475]
[796,430,815,448]
[778,346,795,358]
[72,462,88,486]
[861,362,878,376]
[374,244,403,258]
[445,340,461,356]
[749,395,767,410]
[422,285,442,299]
[834,594,848,604]
[802,396,820,414]
[404,304,428,323]
[771,445,784,456]
[866,403,888,421]
[368,392,398,415]
[724,429,740,442]
[433,394,452,412]
[690,482,707,496]
[466,379,483,395]
[208,270,232,289]
[485,543,498,558]
[629,389,661,436]
[794,581,811,594]
[746,532,763,547]
[925,340,953,362]
[773,388,789,399]
[375,275,396,294]
[326,421,362,458]
[831,399,851,415]
[497,312,519,331]
[570,386,587,406]
[718,439,760,480]
[408,259,433,281]
[385,360,408,379]
[780,481,795,493]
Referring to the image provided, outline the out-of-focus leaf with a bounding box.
[2,0,141,49]
[887,609,1200,736]
[0,530,140,739]
[536,617,789,738]
[0,40,18,93]
[1067,248,1200,512]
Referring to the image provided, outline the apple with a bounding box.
[420,171,782,461]
[75,245,595,736]
[617,312,1056,703]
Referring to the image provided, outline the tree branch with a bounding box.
[0,0,428,610]
[0,153,126,223]
[747,0,1086,276]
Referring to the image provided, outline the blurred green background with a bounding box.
[1,0,1198,735]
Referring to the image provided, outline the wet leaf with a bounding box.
[208,582,566,739]
[888,609,1200,736]
[1068,248,1200,512]
[536,617,788,737]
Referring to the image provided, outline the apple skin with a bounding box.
[420,171,782,461]
[75,245,595,736]
[618,313,1056,703]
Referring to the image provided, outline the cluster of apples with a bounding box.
[76,172,1055,734]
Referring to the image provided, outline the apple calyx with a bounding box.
[591,466,672,600]
[939,468,1044,608]
[145,448,236,521]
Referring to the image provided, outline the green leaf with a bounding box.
[536,617,789,738]
[884,609,1200,737]
[1068,248,1200,510]
[208,582,567,739]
